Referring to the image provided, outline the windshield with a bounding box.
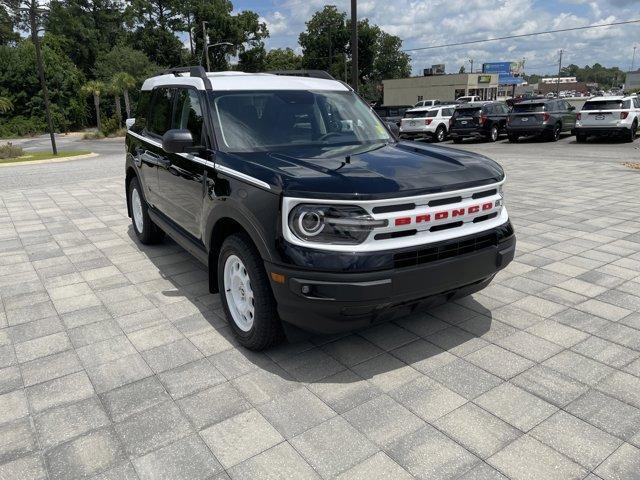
[210,90,392,153]
[513,103,545,113]
[404,110,437,119]
[583,100,624,110]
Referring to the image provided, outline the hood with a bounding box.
[218,142,505,200]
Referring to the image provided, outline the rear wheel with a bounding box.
[434,125,446,143]
[625,122,637,142]
[576,133,587,143]
[549,124,561,142]
[128,177,164,244]
[218,233,284,350]
[488,125,499,142]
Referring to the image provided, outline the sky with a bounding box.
[231,0,640,75]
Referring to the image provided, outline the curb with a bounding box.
[0,152,98,168]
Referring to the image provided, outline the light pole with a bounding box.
[350,0,358,91]
[468,59,474,73]
[632,46,637,71]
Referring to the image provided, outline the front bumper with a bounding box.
[266,224,516,334]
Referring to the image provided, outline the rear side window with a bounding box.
[583,100,623,110]
[442,108,455,116]
[634,97,640,108]
[173,89,205,146]
[148,88,174,137]
[623,100,632,109]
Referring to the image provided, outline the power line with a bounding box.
[402,19,640,52]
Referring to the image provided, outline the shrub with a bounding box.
[0,142,24,159]
[101,115,121,136]
[0,115,46,137]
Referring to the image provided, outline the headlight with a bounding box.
[288,204,387,245]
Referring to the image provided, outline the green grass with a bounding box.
[0,150,91,164]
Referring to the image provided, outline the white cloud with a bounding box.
[256,0,640,74]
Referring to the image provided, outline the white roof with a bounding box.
[141,71,350,92]
[585,96,626,102]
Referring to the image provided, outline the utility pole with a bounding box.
[632,46,637,71]
[26,0,57,155]
[350,0,358,92]
[202,21,210,71]
[556,49,563,96]
[468,59,474,73]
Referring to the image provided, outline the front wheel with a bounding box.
[128,177,164,244]
[218,233,284,350]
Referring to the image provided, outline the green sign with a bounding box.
[478,75,492,84]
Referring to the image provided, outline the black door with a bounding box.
[131,88,175,207]
[155,87,207,240]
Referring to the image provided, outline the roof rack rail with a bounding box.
[265,70,336,81]
[158,66,212,90]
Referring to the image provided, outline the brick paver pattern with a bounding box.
[1,155,640,480]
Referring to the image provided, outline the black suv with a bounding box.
[449,102,509,143]
[507,99,577,142]
[125,67,515,350]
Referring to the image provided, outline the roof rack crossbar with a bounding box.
[158,66,212,90]
[265,70,336,81]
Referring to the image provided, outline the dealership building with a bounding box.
[625,70,640,92]
[382,73,499,106]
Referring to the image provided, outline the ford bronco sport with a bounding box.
[125,66,515,350]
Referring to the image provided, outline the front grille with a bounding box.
[392,223,513,269]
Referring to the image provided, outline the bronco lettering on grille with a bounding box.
[394,202,494,227]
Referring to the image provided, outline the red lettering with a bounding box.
[415,214,431,223]
[482,202,493,211]
[435,211,448,220]
[451,208,465,218]
[395,217,411,226]
[468,205,480,214]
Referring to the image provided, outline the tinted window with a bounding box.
[583,100,624,110]
[623,100,632,109]
[513,103,545,113]
[404,110,435,119]
[173,89,205,145]
[133,90,152,132]
[634,97,640,108]
[442,108,455,116]
[148,88,174,136]
[455,107,481,116]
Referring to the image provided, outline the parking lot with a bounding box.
[1,135,640,479]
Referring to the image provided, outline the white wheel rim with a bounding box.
[437,128,444,141]
[132,188,144,234]
[223,254,255,332]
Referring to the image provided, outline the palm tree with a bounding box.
[0,97,13,114]
[112,72,136,119]
[107,81,123,127]
[81,80,105,132]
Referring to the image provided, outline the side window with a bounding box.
[623,100,632,109]
[147,88,174,137]
[132,90,151,133]
[173,88,205,146]
[633,97,640,108]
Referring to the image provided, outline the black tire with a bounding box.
[576,133,587,143]
[488,125,499,142]
[128,177,164,244]
[433,125,446,143]
[549,123,561,142]
[507,133,519,143]
[625,122,637,143]
[217,233,284,350]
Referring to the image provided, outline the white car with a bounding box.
[399,105,456,142]
[414,99,440,108]
[456,95,480,103]
[573,95,639,142]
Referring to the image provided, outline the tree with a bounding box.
[264,48,303,71]
[81,80,104,131]
[94,45,158,82]
[111,72,136,119]
[0,5,18,45]
[0,96,12,112]
[106,79,121,126]
[298,5,349,78]
[371,31,411,81]
[459,65,466,74]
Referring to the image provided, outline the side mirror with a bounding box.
[162,129,195,154]
[125,118,135,130]
[568,105,576,111]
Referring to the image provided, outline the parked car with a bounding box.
[125,67,515,350]
[456,95,481,103]
[373,105,413,127]
[449,102,510,143]
[573,95,639,142]
[506,99,577,142]
[399,105,456,142]
[414,99,440,108]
